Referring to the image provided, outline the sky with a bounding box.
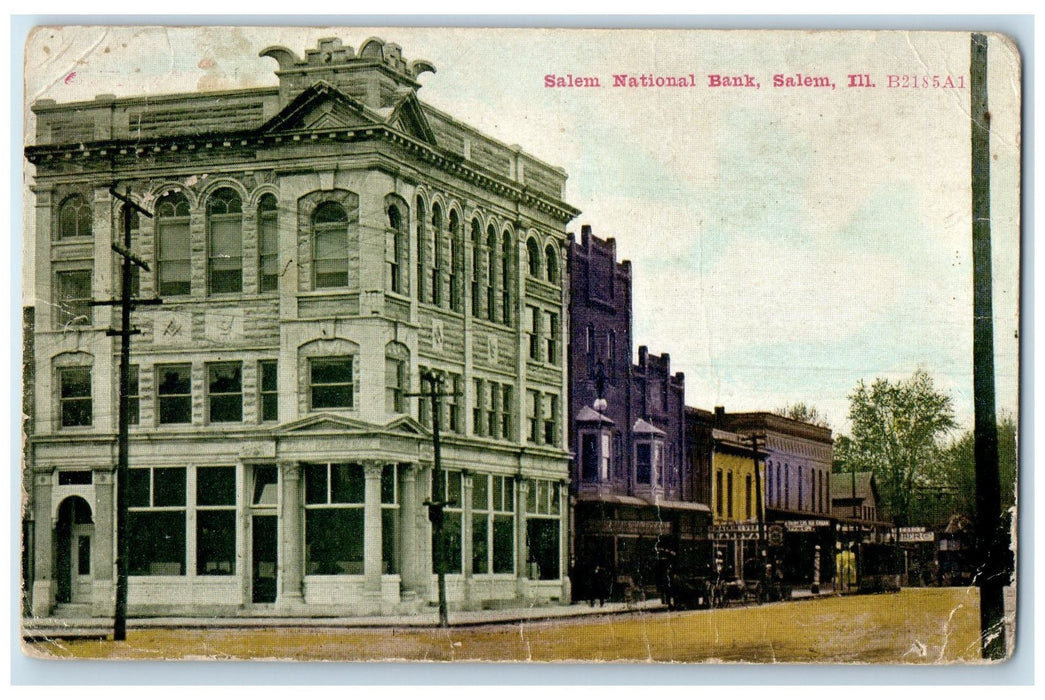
[20,25,1022,434]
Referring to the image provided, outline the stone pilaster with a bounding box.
[31,471,53,617]
[398,463,419,599]
[363,461,384,611]
[461,472,473,608]
[278,462,304,610]
[91,469,115,617]
[516,477,530,597]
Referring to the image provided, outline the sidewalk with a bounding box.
[22,599,667,639]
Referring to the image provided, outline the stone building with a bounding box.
[567,226,706,600]
[24,36,577,618]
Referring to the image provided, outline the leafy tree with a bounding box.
[842,369,958,526]
[774,402,830,429]
[940,414,1018,522]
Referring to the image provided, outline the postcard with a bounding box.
[19,25,1021,664]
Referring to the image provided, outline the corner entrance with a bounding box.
[54,496,93,605]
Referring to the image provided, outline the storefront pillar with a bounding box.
[31,472,54,617]
[462,472,474,608]
[398,463,419,600]
[91,469,114,617]
[363,461,383,608]
[516,478,530,597]
[559,481,571,602]
[279,461,305,609]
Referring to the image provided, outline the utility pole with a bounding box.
[746,434,765,555]
[970,32,1006,661]
[407,369,458,627]
[92,186,158,641]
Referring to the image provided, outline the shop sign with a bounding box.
[784,519,831,532]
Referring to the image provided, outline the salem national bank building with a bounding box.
[24,36,576,618]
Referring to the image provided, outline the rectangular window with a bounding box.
[727,472,734,519]
[58,366,92,428]
[158,216,191,296]
[544,311,558,365]
[528,306,540,361]
[581,433,598,481]
[447,373,462,434]
[433,471,463,574]
[314,226,349,289]
[473,378,485,436]
[382,464,399,575]
[207,362,242,423]
[501,385,512,440]
[196,466,236,575]
[715,470,723,516]
[745,475,752,519]
[487,381,499,440]
[527,390,540,444]
[259,360,278,422]
[471,474,489,574]
[208,216,243,294]
[636,443,652,484]
[543,394,557,445]
[524,482,560,581]
[258,205,279,292]
[305,463,365,575]
[55,269,92,327]
[156,364,192,424]
[385,357,406,414]
[127,365,140,425]
[417,366,431,428]
[492,475,515,574]
[310,357,353,410]
[128,467,187,576]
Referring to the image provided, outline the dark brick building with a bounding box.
[567,226,708,601]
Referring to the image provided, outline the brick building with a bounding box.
[567,227,706,600]
[24,36,577,618]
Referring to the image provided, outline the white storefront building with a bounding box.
[24,36,576,618]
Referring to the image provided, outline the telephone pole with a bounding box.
[407,369,458,627]
[746,434,765,548]
[970,32,1006,661]
[92,186,159,641]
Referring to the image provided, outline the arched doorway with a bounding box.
[55,496,93,606]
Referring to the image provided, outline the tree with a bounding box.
[941,414,1018,523]
[774,402,830,429]
[842,369,958,526]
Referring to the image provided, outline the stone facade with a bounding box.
[24,37,576,618]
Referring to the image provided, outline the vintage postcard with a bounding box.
[19,25,1021,664]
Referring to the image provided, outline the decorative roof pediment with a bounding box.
[384,415,430,436]
[387,92,437,145]
[276,412,375,435]
[260,82,379,134]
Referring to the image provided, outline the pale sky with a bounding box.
[21,26,1022,434]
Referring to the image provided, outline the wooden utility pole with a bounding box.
[970,32,1006,661]
[93,186,158,641]
[408,369,458,627]
[746,434,765,550]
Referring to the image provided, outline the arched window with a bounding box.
[526,237,541,277]
[415,197,427,303]
[501,232,513,325]
[486,225,497,322]
[431,204,443,306]
[545,243,559,285]
[386,199,407,295]
[448,211,461,311]
[207,188,243,294]
[257,194,279,293]
[312,202,349,289]
[58,194,92,239]
[156,192,191,296]
[470,219,482,318]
